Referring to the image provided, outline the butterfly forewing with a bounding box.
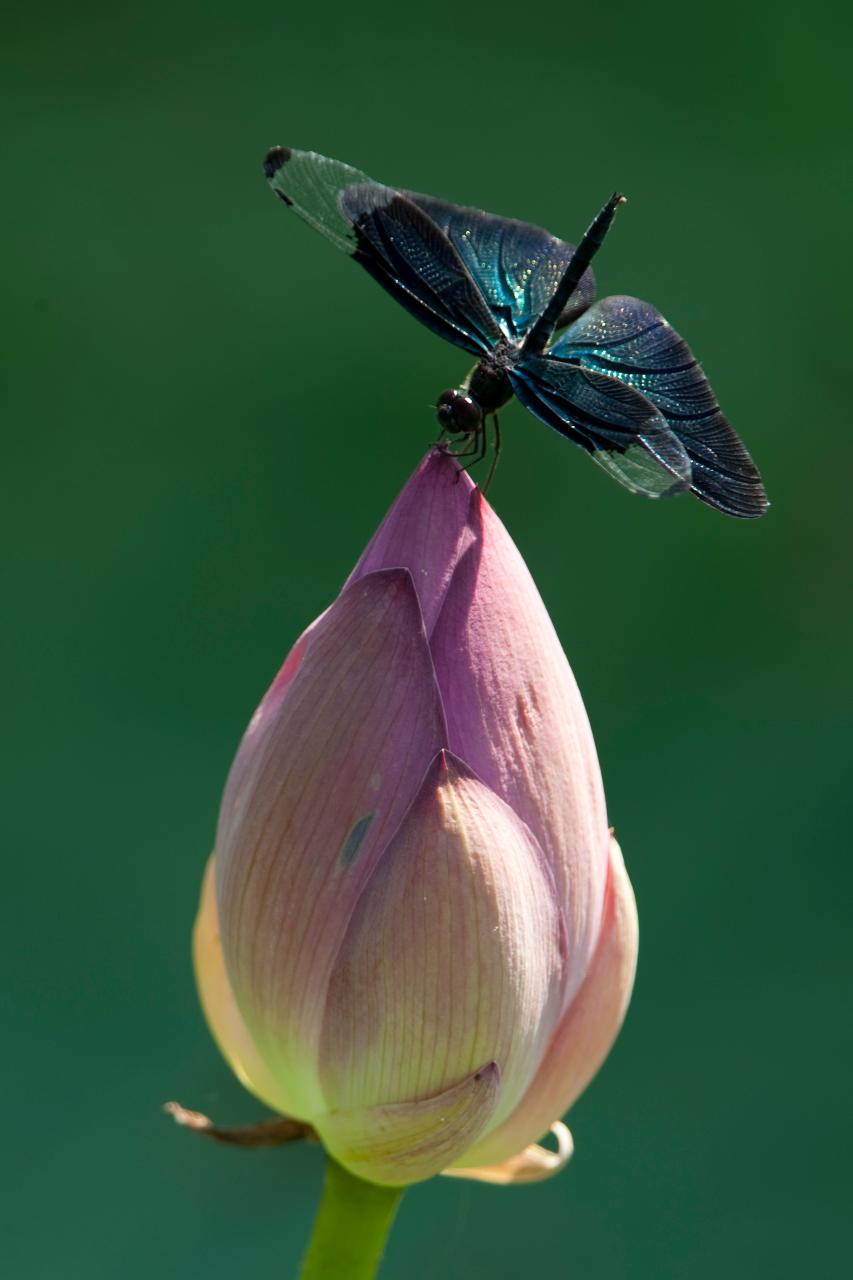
[550,296,768,517]
[265,148,499,356]
[264,148,375,252]
[339,185,501,355]
[404,193,597,341]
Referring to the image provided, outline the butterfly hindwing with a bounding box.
[550,295,768,517]
[511,356,693,499]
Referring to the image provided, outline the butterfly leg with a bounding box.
[431,426,476,454]
[448,430,482,460]
[480,414,501,493]
[455,423,489,476]
[447,430,480,482]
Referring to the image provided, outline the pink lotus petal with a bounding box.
[218,611,327,820]
[318,752,564,1133]
[215,569,447,1118]
[453,836,638,1169]
[342,450,609,1011]
[430,486,610,1009]
[316,1062,500,1186]
[196,450,637,1181]
[347,450,477,635]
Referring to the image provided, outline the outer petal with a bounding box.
[191,614,315,1117]
[316,1062,501,1187]
[193,854,295,1114]
[444,1120,573,1185]
[318,752,564,1133]
[215,569,447,1118]
[346,450,609,1010]
[346,449,477,635]
[429,483,609,1008]
[212,605,325,892]
[453,836,638,1169]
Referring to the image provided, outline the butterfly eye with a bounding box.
[436,389,482,435]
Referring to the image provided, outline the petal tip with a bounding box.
[474,1060,501,1087]
[424,445,478,493]
[444,1120,574,1186]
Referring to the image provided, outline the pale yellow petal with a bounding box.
[316,1062,500,1187]
[193,855,301,1117]
[454,836,637,1168]
[443,1121,573,1185]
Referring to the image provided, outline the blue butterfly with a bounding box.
[264,147,767,518]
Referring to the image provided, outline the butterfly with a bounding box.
[263,147,767,518]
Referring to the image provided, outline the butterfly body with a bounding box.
[264,146,768,518]
[465,342,517,412]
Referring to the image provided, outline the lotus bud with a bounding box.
[194,449,638,1187]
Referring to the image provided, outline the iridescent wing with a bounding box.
[402,193,597,341]
[548,295,768,517]
[510,357,693,499]
[264,147,501,355]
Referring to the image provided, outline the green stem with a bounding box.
[299,1157,404,1280]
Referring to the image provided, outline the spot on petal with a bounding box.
[337,812,377,869]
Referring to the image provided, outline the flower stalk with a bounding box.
[299,1158,403,1280]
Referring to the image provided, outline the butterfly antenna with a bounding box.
[523,193,627,356]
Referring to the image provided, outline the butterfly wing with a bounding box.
[403,192,596,341]
[265,147,500,355]
[549,295,768,517]
[511,356,693,499]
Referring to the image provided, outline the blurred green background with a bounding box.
[4,1,851,1275]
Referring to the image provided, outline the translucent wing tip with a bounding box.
[263,146,291,180]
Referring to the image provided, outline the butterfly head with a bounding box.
[436,388,483,437]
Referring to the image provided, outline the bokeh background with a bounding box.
[4,2,851,1276]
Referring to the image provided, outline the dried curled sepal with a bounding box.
[164,1100,314,1147]
[442,1120,573,1185]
